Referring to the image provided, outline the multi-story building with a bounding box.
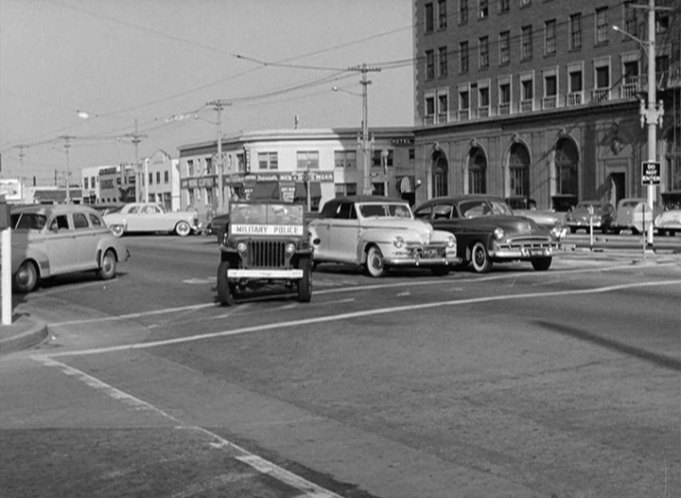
[141,150,181,211]
[98,164,136,204]
[178,128,417,224]
[413,0,680,210]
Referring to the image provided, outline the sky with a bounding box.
[0,0,415,185]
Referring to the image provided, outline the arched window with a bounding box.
[468,146,487,194]
[509,143,530,196]
[555,138,578,195]
[432,151,449,197]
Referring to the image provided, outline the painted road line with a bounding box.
[32,355,344,498]
[38,279,681,359]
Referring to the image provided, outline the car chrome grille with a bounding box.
[506,237,553,249]
[246,240,287,268]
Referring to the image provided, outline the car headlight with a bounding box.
[285,242,296,254]
[493,227,504,240]
[393,235,405,249]
[237,242,248,253]
[447,235,456,248]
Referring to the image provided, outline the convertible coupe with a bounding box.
[308,196,460,277]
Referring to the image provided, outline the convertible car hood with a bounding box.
[360,218,434,237]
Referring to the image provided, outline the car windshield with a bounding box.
[359,203,412,218]
[460,199,512,218]
[12,212,47,230]
[661,195,681,211]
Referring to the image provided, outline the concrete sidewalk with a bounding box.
[0,313,48,356]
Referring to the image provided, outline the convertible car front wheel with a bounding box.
[365,245,388,278]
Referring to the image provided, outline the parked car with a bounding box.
[308,196,460,277]
[217,200,312,305]
[413,195,559,273]
[565,200,615,233]
[7,204,129,293]
[103,202,199,237]
[611,197,659,234]
[655,190,681,236]
[206,212,230,243]
[505,196,566,234]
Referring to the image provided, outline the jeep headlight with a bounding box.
[285,242,296,254]
[447,235,456,248]
[493,227,505,240]
[237,242,248,253]
[393,235,405,249]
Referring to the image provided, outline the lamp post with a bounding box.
[613,0,669,250]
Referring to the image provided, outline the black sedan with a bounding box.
[413,195,559,273]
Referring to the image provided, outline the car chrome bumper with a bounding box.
[228,269,303,279]
[490,247,554,259]
[385,255,462,267]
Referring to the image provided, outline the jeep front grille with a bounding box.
[246,240,287,268]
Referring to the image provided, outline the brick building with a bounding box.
[413,0,680,210]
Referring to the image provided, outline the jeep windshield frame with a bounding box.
[228,201,305,237]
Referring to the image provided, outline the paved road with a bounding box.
[1,235,680,497]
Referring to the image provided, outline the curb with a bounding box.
[0,322,49,356]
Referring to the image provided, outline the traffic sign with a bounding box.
[641,161,660,185]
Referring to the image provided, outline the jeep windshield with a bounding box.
[229,202,305,237]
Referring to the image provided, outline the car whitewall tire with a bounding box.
[365,245,387,278]
[175,221,192,237]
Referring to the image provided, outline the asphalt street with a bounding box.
[1,234,680,498]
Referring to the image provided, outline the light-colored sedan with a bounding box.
[8,204,130,293]
[103,202,199,237]
[308,196,460,277]
[655,191,681,236]
[611,197,659,234]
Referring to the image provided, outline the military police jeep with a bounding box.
[216,200,312,305]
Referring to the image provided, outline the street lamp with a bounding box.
[612,0,666,250]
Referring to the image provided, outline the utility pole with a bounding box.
[349,63,381,195]
[208,100,231,211]
[58,135,74,203]
[125,119,146,202]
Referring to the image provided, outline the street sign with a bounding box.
[641,161,660,185]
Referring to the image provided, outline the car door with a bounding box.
[137,204,165,232]
[44,213,80,274]
[327,201,360,263]
[70,211,98,269]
